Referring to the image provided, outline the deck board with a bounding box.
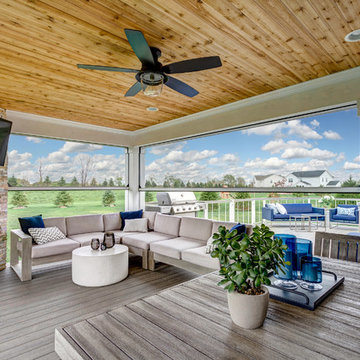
[0,257,197,359]
[58,258,360,360]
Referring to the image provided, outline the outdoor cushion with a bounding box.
[29,226,66,245]
[120,210,143,230]
[122,231,176,250]
[211,220,238,234]
[153,213,181,237]
[143,211,156,230]
[43,217,67,236]
[31,238,80,258]
[18,215,45,235]
[181,246,220,270]
[276,203,287,215]
[179,217,212,243]
[111,230,138,243]
[150,236,204,259]
[123,218,148,233]
[69,232,105,246]
[337,206,356,217]
[332,214,356,222]
[103,213,122,231]
[283,203,312,214]
[266,203,279,214]
[66,214,104,236]
[273,213,290,219]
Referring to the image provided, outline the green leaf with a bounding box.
[217,279,229,286]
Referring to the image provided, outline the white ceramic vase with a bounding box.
[227,286,269,329]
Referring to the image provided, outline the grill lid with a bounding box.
[156,192,197,205]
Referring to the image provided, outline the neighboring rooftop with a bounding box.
[327,180,340,185]
[291,170,327,178]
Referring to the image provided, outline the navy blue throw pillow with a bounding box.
[120,210,143,230]
[229,223,246,240]
[18,215,45,235]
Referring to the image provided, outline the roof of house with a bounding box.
[327,180,340,185]
[297,180,311,186]
[254,174,283,181]
[291,170,327,178]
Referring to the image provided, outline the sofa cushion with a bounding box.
[120,210,143,230]
[333,214,356,222]
[122,232,176,250]
[19,215,45,235]
[150,237,204,259]
[44,217,67,236]
[111,230,138,244]
[266,203,279,214]
[211,220,238,234]
[31,238,79,258]
[276,203,287,215]
[143,211,156,230]
[103,213,122,231]
[283,203,312,214]
[154,213,181,237]
[66,214,104,236]
[123,218,148,233]
[182,246,220,270]
[337,206,356,217]
[29,226,66,245]
[273,213,290,219]
[69,232,105,246]
[179,217,212,243]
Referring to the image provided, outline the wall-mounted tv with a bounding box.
[0,119,12,166]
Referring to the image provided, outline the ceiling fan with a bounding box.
[77,29,222,98]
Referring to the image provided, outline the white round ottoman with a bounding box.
[72,245,128,287]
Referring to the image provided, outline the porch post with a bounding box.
[127,146,141,211]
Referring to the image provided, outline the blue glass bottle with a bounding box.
[295,238,312,276]
[300,256,323,291]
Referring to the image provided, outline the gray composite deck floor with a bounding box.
[0,256,197,360]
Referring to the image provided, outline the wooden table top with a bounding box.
[57,258,360,360]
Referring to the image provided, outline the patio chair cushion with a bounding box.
[69,232,105,246]
[66,214,104,236]
[143,211,156,230]
[179,217,212,243]
[332,214,356,222]
[150,237,204,259]
[153,213,181,237]
[43,217,67,236]
[103,213,122,231]
[122,231,176,250]
[337,206,356,217]
[120,209,143,230]
[31,238,80,258]
[182,246,220,270]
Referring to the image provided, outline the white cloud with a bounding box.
[244,157,287,169]
[26,136,42,143]
[243,122,286,136]
[8,150,32,162]
[208,153,239,165]
[310,119,319,127]
[323,130,342,140]
[344,162,360,170]
[261,139,311,154]
[60,142,103,153]
[158,149,217,164]
[336,153,345,163]
[281,147,336,160]
[47,151,70,163]
[149,142,186,155]
[287,120,322,139]
[354,155,360,162]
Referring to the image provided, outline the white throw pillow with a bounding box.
[276,203,287,215]
[267,203,279,214]
[123,218,148,233]
[29,226,65,245]
[337,207,355,217]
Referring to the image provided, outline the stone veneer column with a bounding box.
[0,108,7,271]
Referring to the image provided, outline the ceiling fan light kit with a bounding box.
[77,29,222,98]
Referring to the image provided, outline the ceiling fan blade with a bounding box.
[163,56,222,74]
[125,81,142,97]
[124,29,155,67]
[77,64,139,73]
[165,76,199,97]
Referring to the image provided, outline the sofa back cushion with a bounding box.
[211,221,253,237]
[179,217,212,243]
[103,213,122,231]
[143,211,156,230]
[154,213,181,237]
[44,217,67,236]
[120,210,143,230]
[283,203,312,214]
[66,214,104,236]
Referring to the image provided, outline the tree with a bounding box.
[78,154,93,186]
[11,192,28,208]
[90,177,97,187]
[54,191,73,207]
[199,192,220,201]
[342,175,357,187]
[108,178,115,187]
[44,176,51,186]
[163,175,185,188]
[102,179,108,187]
[102,190,116,207]
[232,192,250,199]
[236,177,246,187]
[58,177,66,186]
[38,160,43,183]
[70,176,79,186]
[145,192,154,202]
[8,175,17,187]
[222,174,236,187]
[116,177,124,187]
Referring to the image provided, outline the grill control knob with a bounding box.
[182,207,186,211]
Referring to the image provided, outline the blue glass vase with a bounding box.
[300,256,323,291]
[295,238,313,275]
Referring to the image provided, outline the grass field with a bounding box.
[6,190,126,262]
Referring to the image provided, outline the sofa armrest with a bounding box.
[329,208,337,220]
[11,229,32,241]
[262,207,274,221]
[312,207,325,215]
[355,207,359,222]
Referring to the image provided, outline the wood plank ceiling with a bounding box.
[0,0,359,131]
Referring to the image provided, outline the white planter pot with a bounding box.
[227,286,269,329]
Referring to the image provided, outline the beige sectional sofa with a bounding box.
[10,211,251,281]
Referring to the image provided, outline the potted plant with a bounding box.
[211,224,288,329]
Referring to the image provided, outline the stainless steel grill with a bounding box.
[145,191,204,217]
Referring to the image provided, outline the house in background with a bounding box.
[286,170,336,187]
[254,174,286,187]
[327,180,341,187]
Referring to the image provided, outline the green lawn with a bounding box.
[6,190,125,262]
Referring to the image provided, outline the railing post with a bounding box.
[251,199,256,225]
[229,200,235,222]
[204,203,209,219]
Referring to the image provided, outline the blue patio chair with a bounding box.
[329,204,359,228]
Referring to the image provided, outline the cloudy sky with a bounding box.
[8,137,126,184]
[145,108,360,185]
